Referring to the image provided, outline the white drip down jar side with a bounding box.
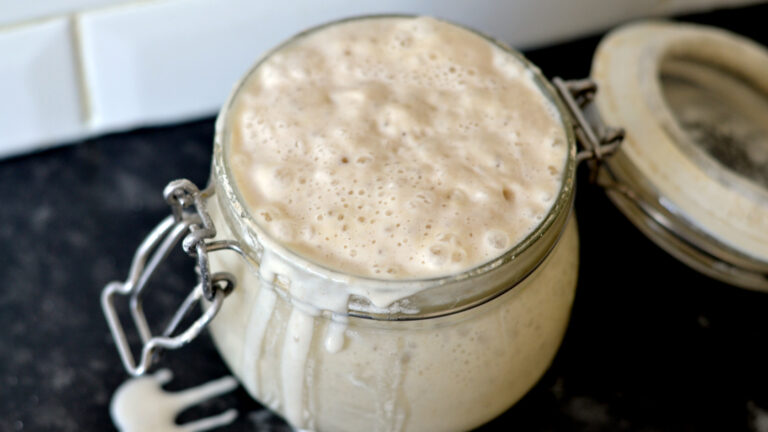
[203,15,579,432]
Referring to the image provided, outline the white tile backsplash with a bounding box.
[0,0,763,158]
[0,18,85,158]
[77,0,300,133]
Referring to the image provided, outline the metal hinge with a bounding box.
[552,77,624,180]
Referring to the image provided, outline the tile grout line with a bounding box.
[69,14,93,129]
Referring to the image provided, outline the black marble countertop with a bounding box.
[2,5,768,431]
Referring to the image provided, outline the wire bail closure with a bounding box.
[552,77,624,178]
[101,179,242,376]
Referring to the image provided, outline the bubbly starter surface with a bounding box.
[228,17,567,277]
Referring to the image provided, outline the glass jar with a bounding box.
[202,16,579,432]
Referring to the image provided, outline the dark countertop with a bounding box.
[2,5,768,431]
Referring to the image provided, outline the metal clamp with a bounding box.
[101,179,242,376]
[553,77,624,179]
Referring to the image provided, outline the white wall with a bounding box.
[0,0,760,158]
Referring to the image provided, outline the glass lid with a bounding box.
[660,58,768,191]
[590,21,768,291]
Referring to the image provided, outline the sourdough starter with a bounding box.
[207,16,577,432]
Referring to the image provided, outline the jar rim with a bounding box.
[211,14,577,319]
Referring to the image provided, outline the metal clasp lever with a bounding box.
[552,77,624,179]
[101,180,240,377]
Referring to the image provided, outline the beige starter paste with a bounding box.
[207,16,578,432]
